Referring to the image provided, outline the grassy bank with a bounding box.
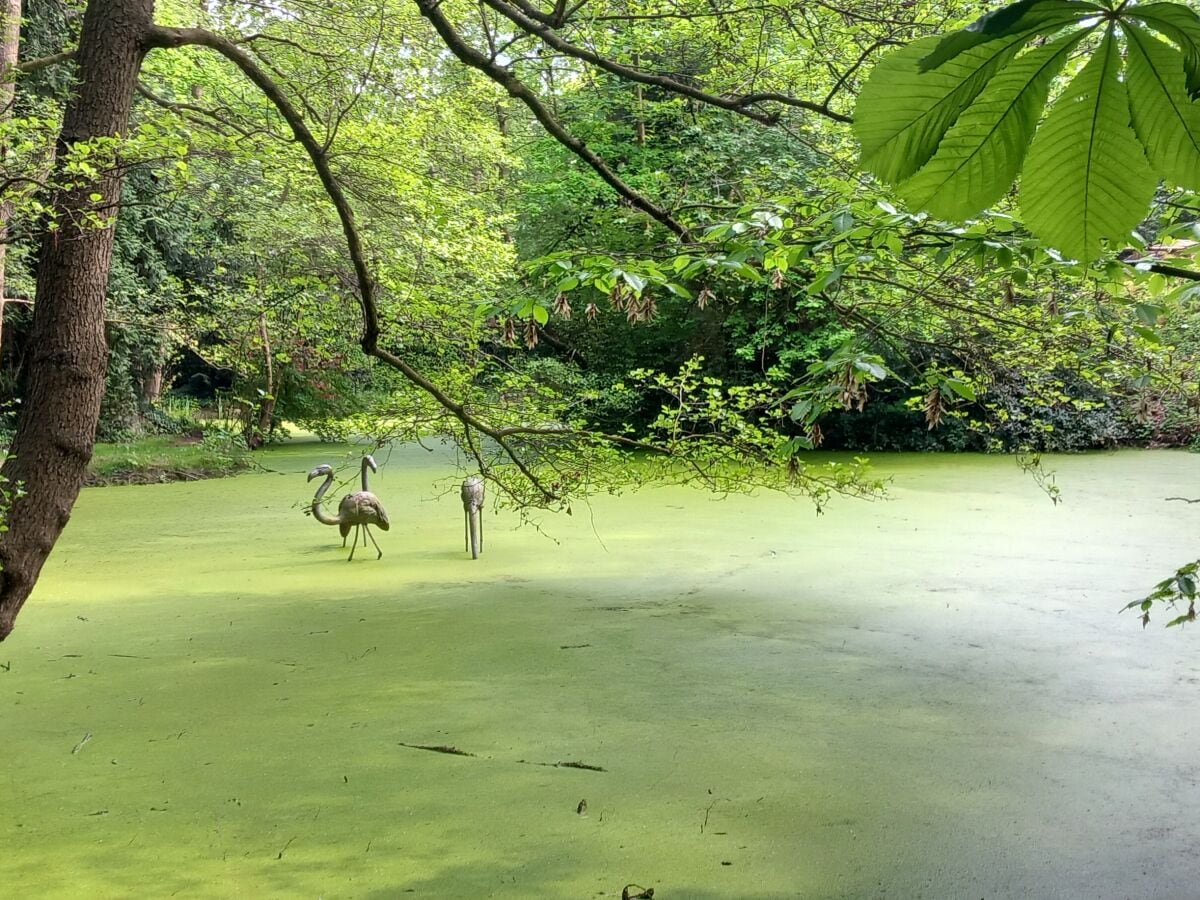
[85,434,251,486]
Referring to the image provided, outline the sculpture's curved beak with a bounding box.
[307,467,325,482]
[365,455,378,472]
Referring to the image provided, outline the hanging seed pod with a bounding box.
[502,317,517,344]
[585,302,599,322]
[524,319,539,349]
[838,371,864,411]
[696,287,714,310]
[923,387,945,430]
[771,268,785,290]
[552,292,572,319]
[609,284,626,311]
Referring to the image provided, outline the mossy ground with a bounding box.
[4,443,1199,897]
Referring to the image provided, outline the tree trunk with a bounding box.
[245,310,275,449]
[141,362,164,405]
[632,50,645,148]
[0,0,153,640]
[0,0,22,359]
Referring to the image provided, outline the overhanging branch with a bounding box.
[480,0,851,125]
[413,0,689,239]
[143,23,665,504]
[136,82,256,138]
[1130,261,1200,282]
[139,21,873,511]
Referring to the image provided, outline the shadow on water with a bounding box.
[4,444,1200,897]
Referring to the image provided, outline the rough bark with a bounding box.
[0,0,153,640]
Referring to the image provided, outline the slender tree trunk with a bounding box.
[141,362,164,404]
[0,0,21,358]
[0,0,153,640]
[246,310,275,449]
[632,50,645,148]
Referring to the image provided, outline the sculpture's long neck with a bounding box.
[311,473,341,526]
[361,457,371,492]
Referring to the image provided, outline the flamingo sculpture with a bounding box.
[461,475,484,559]
[307,455,390,560]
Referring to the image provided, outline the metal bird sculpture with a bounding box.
[461,475,485,560]
[307,455,390,560]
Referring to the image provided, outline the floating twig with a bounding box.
[518,759,606,772]
[398,742,476,757]
[71,731,93,754]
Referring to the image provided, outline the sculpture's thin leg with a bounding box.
[364,525,383,560]
[467,508,480,560]
[464,510,470,552]
[348,525,359,561]
[478,507,484,554]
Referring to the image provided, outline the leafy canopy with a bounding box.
[855,0,1200,261]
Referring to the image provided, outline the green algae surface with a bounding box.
[4,444,1200,898]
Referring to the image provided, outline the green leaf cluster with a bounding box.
[856,0,1200,261]
[1126,559,1200,627]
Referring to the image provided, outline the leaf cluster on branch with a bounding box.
[856,0,1200,262]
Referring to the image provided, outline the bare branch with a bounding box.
[14,48,78,74]
[412,0,688,238]
[236,32,341,61]
[583,2,788,23]
[822,38,897,108]
[323,4,387,151]
[1128,261,1200,282]
[479,0,852,124]
[136,82,257,138]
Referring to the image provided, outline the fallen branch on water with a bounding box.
[517,759,606,772]
[398,742,477,757]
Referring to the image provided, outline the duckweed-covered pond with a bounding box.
[4,443,1199,898]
